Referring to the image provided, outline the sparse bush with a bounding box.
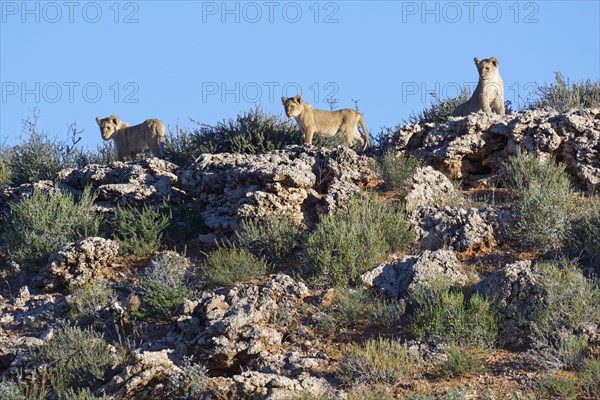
[536,375,577,400]
[6,113,84,186]
[568,197,600,271]
[168,356,209,400]
[339,337,418,386]
[136,251,191,320]
[578,357,600,397]
[502,149,575,250]
[329,287,405,329]
[35,325,114,394]
[0,147,11,189]
[531,258,600,367]
[408,89,471,124]
[376,151,422,190]
[75,141,118,167]
[2,187,101,269]
[407,390,469,400]
[164,123,204,166]
[347,384,396,400]
[412,280,498,348]
[113,202,171,256]
[529,72,600,111]
[69,278,116,321]
[204,246,267,288]
[166,201,208,242]
[435,344,485,379]
[0,369,51,400]
[167,107,304,161]
[62,387,109,400]
[305,193,415,287]
[0,380,26,400]
[144,251,190,288]
[236,215,306,266]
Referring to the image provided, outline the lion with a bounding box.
[452,56,505,117]
[281,95,370,151]
[95,115,165,161]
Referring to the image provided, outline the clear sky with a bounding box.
[1,0,599,149]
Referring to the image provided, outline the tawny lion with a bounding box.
[96,115,165,161]
[453,56,505,116]
[281,95,370,151]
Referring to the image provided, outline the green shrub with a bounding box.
[0,381,26,400]
[236,215,306,266]
[166,201,208,242]
[144,251,190,289]
[74,141,118,167]
[339,337,418,386]
[529,72,600,111]
[329,287,405,329]
[135,251,192,320]
[376,151,422,190]
[568,197,600,271]
[166,107,304,161]
[62,387,109,400]
[2,187,101,269]
[408,89,472,124]
[113,203,171,256]
[164,123,205,166]
[502,149,575,250]
[305,193,415,287]
[5,114,84,186]
[578,356,600,397]
[0,369,50,400]
[537,375,577,400]
[168,356,209,400]
[435,344,485,379]
[407,390,468,400]
[347,384,396,400]
[412,281,498,348]
[0,148,11,190]
[531,259,600,367]
[69,278,116,321]
[35,325,114,394]
[204,246,267,288]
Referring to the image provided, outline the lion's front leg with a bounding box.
[304,128,315,145]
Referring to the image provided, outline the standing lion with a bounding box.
[96,115,165,161]
[281,96,370,151]
[453,56,505,116]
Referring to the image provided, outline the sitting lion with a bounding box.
[281,95,370,151]
[96,115,165,161]
[452,56,505,116]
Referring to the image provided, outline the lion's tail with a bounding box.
[358,114,370,152]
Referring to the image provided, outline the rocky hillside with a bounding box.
[0,109,599,400]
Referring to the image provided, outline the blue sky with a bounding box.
[1,0,599,149]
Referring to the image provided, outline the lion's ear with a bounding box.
[474,57,481,65]
[281,96,287,104]
[489,56,499,67]
[110,115,119,125]
[96,116,101,125]
[295,95,302,104]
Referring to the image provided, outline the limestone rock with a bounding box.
[46,237,119,288]
[361,250,469,299]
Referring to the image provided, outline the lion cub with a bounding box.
[96,115,165,162]
[281,95,370,151]
[453,56,505,117]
